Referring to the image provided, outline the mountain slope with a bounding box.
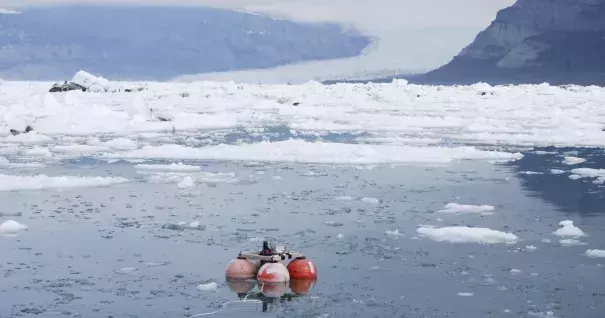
[414,0,605,85]
[0,5,369,81]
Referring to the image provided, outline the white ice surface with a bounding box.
[1,81,605,166]
[108,141,522,165]
[585,249,605,258]
[0,174,130,192]
[438,203,495,215]
[416,226,518,244]
[553,220,586,238]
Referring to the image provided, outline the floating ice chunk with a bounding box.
[585,249,605,258]
[188,221,206,230]
[550,169,565,175]
[135,162,201,172]
[110,141,523,165]
[438,203,495,215]
[563,157,586,165]
[177,176,195,189]
[457,292,474,297]
[510,268,522,274]
[568,174,581,180]
[525,245,537,251]
[271,176,283,180]
[559,239,587,246]
[361,197,380,204]
[336,234,345,239]
[335,196,354,201]
[4,132,53,145]
[417,226,518,244]
[0,220,28,235]
[197,282,219,292]
[0,174,129,192]
[571,168,605,178]
[0,8,20,14]
[519,171,543,175]
[143,262,170,267]
[385,229,404,237]
[324,221,344,227]
[553,220,586,237]
[115,267,139,275]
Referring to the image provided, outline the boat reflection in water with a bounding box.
[226,277,318,312]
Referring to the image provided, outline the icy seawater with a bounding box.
[0,149,604,317]
[1,81,605,317]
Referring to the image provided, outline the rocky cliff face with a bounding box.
[416,0,605,85]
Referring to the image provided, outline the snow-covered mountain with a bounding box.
[0,5,369,81]
[414,0,605,85]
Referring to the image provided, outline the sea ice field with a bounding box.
[0,80,604,317]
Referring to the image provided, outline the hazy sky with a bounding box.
[2,0,516,82]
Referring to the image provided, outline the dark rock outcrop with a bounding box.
[413,0,605,86]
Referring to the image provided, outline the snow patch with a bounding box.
[416,226,518,244]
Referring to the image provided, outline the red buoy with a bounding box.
[225,257,258,279]
[257,262,290,283]
[287,257,318,279]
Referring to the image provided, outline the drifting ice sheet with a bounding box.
[553,220,586,237]
[416,226,518,244]
[0,174,130,192]
[585,249,605,258]
[134,162,202,172]
[0,220,28,235]
[109,140,523,165]
[563,157,586,165]
[438,203,495,214]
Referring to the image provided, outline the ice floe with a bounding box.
[559,239,587,247]
[0,174,129,192]
[135,162,202,172]
[563,156,586,165]
[585,249,605,258]
[0,220,28,236]
[550,169,565,175]
[416,226,518,244]
[569,168,605,184]
[197,282,219,292]
[553,220,586,238]
[2,81,604,166]
[107,141,522,165]
[437,203,495,215]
